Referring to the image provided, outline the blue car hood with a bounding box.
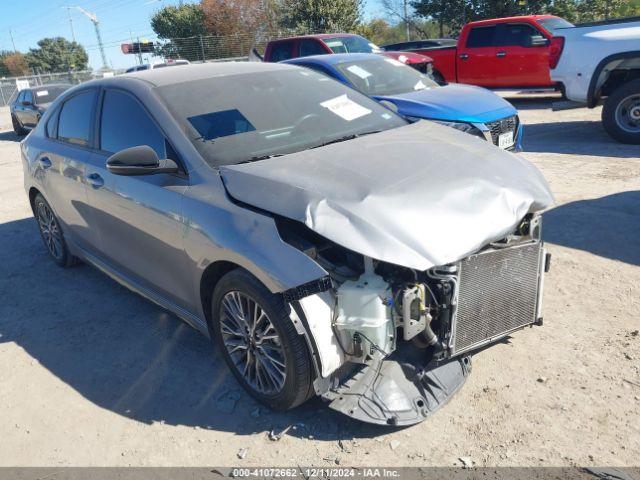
[375,83,516,123]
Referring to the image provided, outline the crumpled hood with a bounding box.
[375,83,516,123]
[219,121,554,270]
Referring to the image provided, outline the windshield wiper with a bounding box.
[309,130,383,150]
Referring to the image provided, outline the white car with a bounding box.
[551,17,640,144]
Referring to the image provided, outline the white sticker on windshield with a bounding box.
[384,58,404,67]
[414,80,427,90]
[36,90,48,97]
[346,65,372,79]
[320,94,372,121]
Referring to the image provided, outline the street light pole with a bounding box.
[404,0,410,42]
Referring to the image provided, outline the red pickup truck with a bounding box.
[261,33,434,74]
[406,15,573,88]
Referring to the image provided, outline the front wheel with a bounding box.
[211,269,314,410]
[602,79,640,144]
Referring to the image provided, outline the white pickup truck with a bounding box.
[551,17,640,144]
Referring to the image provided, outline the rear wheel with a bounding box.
[11,114,28,135]
[33,193,77,267]
[211,269,314,410]
[602,79,640,144]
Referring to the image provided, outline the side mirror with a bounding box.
[106,145,179,176]
[21,100,32,106]
[526,35,549,47]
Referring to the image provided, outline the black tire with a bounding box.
[602,79,640,144]
[211,269,313,410]
[11,114,28,136]
[33,193,78,267]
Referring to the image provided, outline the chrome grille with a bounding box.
[486,115,518,146]
[451,242,542,355]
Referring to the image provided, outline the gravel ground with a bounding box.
[0,99,638,467]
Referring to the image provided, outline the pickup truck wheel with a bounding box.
[602,79,640,144]
[211,269,314,411]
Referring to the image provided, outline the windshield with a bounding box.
[335,58,438,97]
[537,17,574,34]
[33,85,69,104]
[325,35,381,54]
[157,67,407,166]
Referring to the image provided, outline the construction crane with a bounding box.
[73,6,109,70]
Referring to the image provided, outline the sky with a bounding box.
[0,0,386,72]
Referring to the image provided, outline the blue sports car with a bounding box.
[283,53,523,151]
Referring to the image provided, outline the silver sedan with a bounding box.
[22,62,553,425]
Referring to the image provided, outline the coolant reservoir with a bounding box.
[334,259,394,359]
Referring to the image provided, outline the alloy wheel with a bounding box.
[220,291,287,396]
[615,94,640,133]
[36,200,63,260]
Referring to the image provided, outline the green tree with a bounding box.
[150,3,207,39]
[151,3,207,61]
[278,0,363,32]
[25,37,88,73]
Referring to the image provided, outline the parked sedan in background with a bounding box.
[22,62,551,425]
[10,84,70,135]
[284,53,523,150]
[262,33,435,74]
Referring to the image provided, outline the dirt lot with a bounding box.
[0,100,638,467]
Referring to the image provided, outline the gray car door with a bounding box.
[39,88,102,254]
[84,88,193,312]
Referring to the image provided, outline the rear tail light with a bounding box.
[549,36,565,69]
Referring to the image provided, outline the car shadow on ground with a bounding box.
[0,217,392,440]
[0,130,23,142]
[504,98,638,158]
[544,191,640,266]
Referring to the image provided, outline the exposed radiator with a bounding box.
[451,242,543,355]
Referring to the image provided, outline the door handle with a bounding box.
[86,173,104,188]
[497,51,507,58]
[459,53,469,60]
[38,157,52,169]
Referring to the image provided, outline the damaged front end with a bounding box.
[279,214,549,426]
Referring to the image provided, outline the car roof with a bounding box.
[118,61,297,87]
[283,52,382,66]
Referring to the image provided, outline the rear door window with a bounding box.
[466,26,497,48]
[99,89,166,158]
[57,90,97,147]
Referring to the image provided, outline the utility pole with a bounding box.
[403,0,410,42]
[9,29,17,52]
[73,6,108,70]
[64,6,76,42]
